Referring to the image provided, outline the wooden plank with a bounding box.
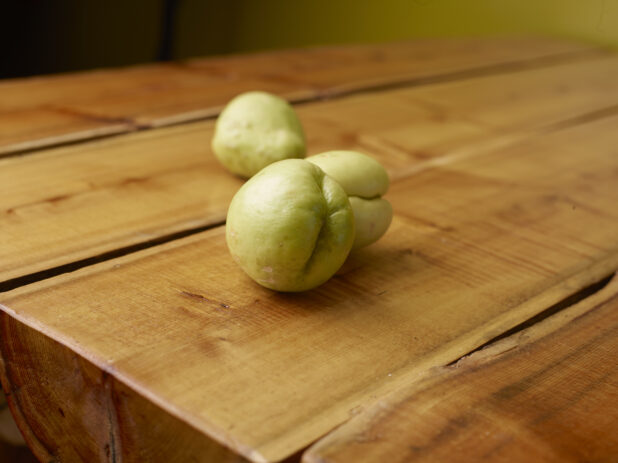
[1,115,617,462]
[0,64,306,157]
[186,38,599,96]
[303,55,618,177]
[304,274,618,463]
[0,107,131,156]
[0,38,600,156]
[2,56,618,285]
[0,124,242,283]
[0,317,249,463]
[407,52,618,131]
[44,66,312,128]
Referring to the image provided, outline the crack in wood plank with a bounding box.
[103,372,122,463]
[46,105,138,128]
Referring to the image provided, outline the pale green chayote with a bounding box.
[308,150,392,249]
[212,91,306,178]
[226,159,355,292]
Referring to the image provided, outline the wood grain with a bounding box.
[3,56,618,285]
[2,114,618,462]
[0,123,242,283]
[303,55,618,176]
[186,37,599,97]
[0,38,599,156]
[0,392,24,447]
[0,316,249,463]
[0,107,131,156]
[304,274,618,463]
[0,64,305,157]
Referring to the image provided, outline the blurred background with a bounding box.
[1,0,617,79]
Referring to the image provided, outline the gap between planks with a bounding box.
[0,46,608,161]
[299,270,618,463]
[446,271,615,365]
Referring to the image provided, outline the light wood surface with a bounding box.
[0,38,599,156]
[0,106,131,156]
[2,112,617,462]
[3,56,618,285]
[185,37,598,97]
[304,274,618,463]
[1,39,617,463]
[304,55,618,177]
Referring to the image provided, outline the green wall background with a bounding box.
[176,0,618,58]
[3,1,616,78]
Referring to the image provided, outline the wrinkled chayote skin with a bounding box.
[226,159,355,292]
[307,150,392,249]
[212,91,306,178]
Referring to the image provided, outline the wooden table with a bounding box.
[1,38,617,463]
